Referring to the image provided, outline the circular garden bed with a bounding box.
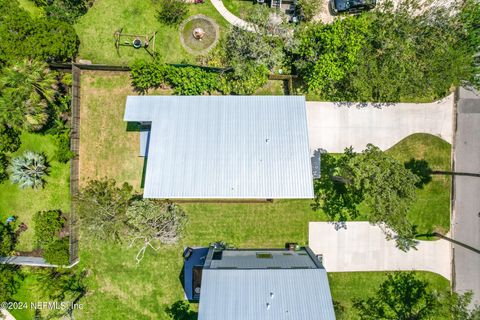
[179,15,219,55]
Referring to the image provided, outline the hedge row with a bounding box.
[130,60,268,95]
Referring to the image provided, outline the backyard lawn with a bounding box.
[0,132,70,252]
[74,0,229,65]
[68,70,454,319]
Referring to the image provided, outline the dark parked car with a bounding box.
[330,0,376,14]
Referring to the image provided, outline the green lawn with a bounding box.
[0,132,70,251]
[328,271,451,320]
[74,0,229,65]
[222,0,256,20]
[385,133,451,235]
[17,0,44,17]
[55,71,454,319]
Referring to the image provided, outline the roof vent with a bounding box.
[270,292,274,299]
[266,303,271,310]
[265,138,270,143]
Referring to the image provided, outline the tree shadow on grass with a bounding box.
[404,158,432,188]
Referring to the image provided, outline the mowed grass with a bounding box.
[222,0,256,20]
[386,133,451,235]
[73,71,452,319]
[328,271,451,320]
[74,0,228,65]
[0,133,70,251]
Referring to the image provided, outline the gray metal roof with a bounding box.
[208,249,319,269]
[198,268,336,320]
[124,96,314,199]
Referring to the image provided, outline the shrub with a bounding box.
[221,63,269,95]
[55,130,74,163]
[9,151,49,189]
[297,0,323,22]
[157,0,189,25]
[0,124,21,154]
[0,153,8,183]
[130,61,221,95]
[43,238,70,265]
[0,222,16,256]
[130,60,169,93]
[33,210,66,248]
[0,0,79,65]
[167,66,220,95]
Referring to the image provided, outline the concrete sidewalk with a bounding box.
[210,0,255,31]
[309,222,451,280]
[306,94,454,152]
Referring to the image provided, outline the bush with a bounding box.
[0,124,21,154]
[297,0,323,22]
[221,63,269,95]
[0,153,9,183]
[55,130,74,163]
[167,66,220,95]
[0,0,79,65]
[33,210,66,248]
[0,222,16,256]
[130,61,221,95]
[9,151,49,189]
[44,0,88,24]
[157,0,189,25]
[43,238,70,265]
[130,60,169,93]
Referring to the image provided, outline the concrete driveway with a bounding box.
[309,222,451,280]
[306,94,453,153]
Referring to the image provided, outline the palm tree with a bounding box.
[0,59,57,131]
[9,151,49,189]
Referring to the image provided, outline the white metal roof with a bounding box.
[124,96,314,199]
[198,269,336,320]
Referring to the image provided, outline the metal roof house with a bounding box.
[124,96,314,199]
[183,244,336,320]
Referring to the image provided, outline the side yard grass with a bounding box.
[0,132,70,252]
[70,70,453,319]
[74,0,228,65]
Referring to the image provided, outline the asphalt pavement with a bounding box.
[452,87,480,306]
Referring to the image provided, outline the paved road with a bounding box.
[309,222,451,280]
[452,87,480,305]
[306,94,453,152]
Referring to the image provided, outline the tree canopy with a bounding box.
[291,0,480,101]
[77,179,133,242]
[126,199,188,263]
[314,145,419,250]
[354,272,439,320]
[0,59,58,131]
[0,0,79,65]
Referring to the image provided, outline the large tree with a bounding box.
[0,0,78,65]
[77,179,133,242]
[289,15,370,96]
[344,0,478,102]
[314,144,419,250]
[126,199,187,263]
[0,60,57,131]
[354,273,439,320]
[0,265,23,303]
